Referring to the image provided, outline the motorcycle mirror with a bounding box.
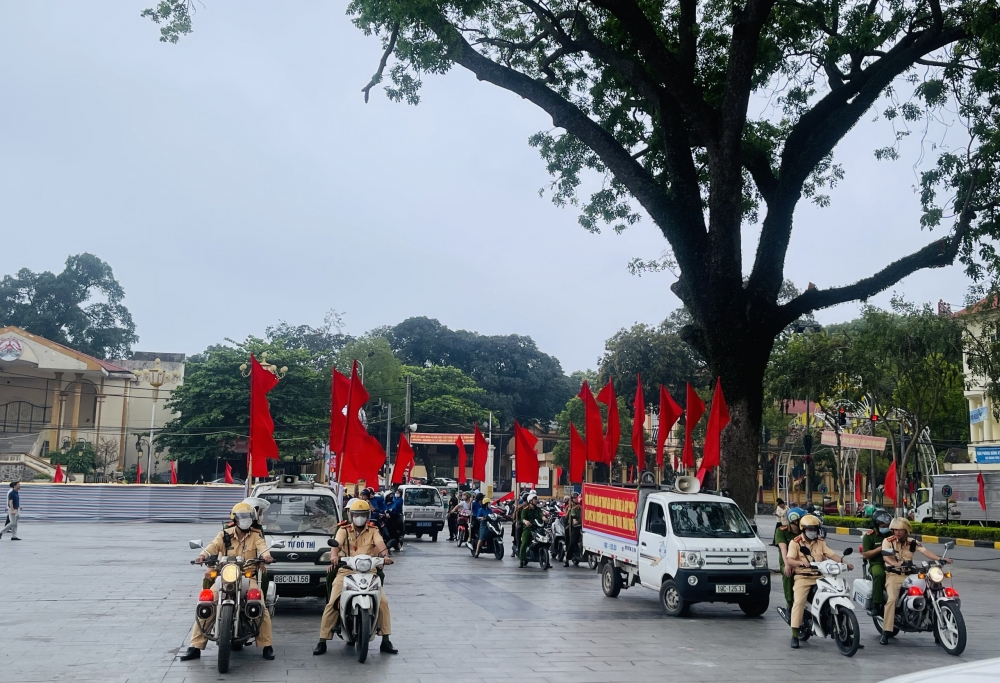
[842,547,853,556]
[189,540,203,549]
[945,540,956,550]
[328,538,340,548]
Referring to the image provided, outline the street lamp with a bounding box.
[133,358,181,484]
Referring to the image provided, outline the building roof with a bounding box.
[0,325,134,375]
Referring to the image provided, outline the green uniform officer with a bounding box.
[862,509,893,615]
[518,493,544,568]
[775,507,805,623]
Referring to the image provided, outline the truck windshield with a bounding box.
[404,488,442,507]
[668,501,755,538]
[260,494,340,535]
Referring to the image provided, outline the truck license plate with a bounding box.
[715,584,745,594]
[273,574,311,584]
[417,522,432,527]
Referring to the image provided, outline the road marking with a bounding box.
[956,538,975,547]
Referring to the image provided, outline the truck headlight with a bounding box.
[751,551,768,569]
[678,551,704,568]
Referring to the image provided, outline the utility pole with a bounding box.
[385,403,392,468]
[404,376,412,443]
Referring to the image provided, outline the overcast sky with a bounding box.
[0,2,973,372]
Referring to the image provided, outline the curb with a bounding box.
[823,525,1000,550]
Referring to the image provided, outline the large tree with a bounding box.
[0,253,137,359]
[144,1,1000,510]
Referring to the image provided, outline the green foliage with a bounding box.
[824,516,1000,542]
[551,392,634,469]
[140,1,193,44]
[267,309,354,370]
[336,335,404,408]
[0,253,137,359]
[402,364,492,430]
[50,441,97,474]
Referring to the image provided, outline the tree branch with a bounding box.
[362,23,400,103]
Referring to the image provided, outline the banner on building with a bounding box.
[409,432,476,445]
[970,406,989,425]
[581,483,639,541]
[820,431,887,451]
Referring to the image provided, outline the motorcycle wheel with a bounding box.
[216,603,234,674]
[586,553,598,571]
[356,608,371,663]
[540,549,550,570]
[871,614,899,637]
[935,601,967,656]
[494,540,504,560]
[834,605,861,657]
[457,529,466,546]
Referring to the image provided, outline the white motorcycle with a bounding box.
[325,538,385,663]
[797,546,861,657]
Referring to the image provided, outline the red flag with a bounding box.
[855,471,863,504]
[392,434,415,484]
[329,368,351,458]
[555,466,563,486]
[54,463,64,483]
[631,375,646,471]
[569,423,586,484]
[579,381,604,463]
[225,462,234,484]
[136,459,143,484]
[170,459,177,485]
[456,436,468,484]
[682,383,705,469]
[249,355,280,478]
[472,423,489,482]
[884,459,897,507]
[978,471,987,511]
[338,361,384,486]
[657,386,682,468]
[495,491,514,504]
[597,379,620,466]
[513,421,540,487]
[699,378,730,474]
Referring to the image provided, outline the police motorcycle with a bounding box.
[797,545,861,657]
[551,510,567,563]
[188,538,285,673]
[324,538,386,663]
[468,508,506,560]
[852,540,965,655]
[521,514,553,570]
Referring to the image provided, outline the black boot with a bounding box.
[262,646,274,660]
[879,632,890,645]
[179,647,201,661]
[379,637,398,654]
[790,637,799,649]
[313,641,327,656]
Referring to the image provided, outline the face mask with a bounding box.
[879,527,891,535]
[352,514,368,527]
[236,517,252,531]
[804,530,818,540]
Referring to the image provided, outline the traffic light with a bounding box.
[871,413,879,424]
[838,407,847,426]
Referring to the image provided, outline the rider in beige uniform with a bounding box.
[313,499,398,656]
[880,517,951,645]
[785,514,853,649]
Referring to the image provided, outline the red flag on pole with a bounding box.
[569,423,586,484]
[225,462,234,484]
[54,463,64,483]
[884,459,898,508]
[136,459,143,484]
[391,434,415,484]
[338,361,385,486]
[855,471,863,504]
[579,381,604,463]
[698,378,730,478]
[456,436,468,485]
[169,459,177,485]
[249,355,280,479]
[682,383,706,469]
[597,379,620,466]
[631,375,646,471]
[555,466,563,486]
[472,423,489,482]
[978,471,987,511]
[514,421,540,487]
[495,490,514,504]
[657,386,682,469]
[329,368,352,478]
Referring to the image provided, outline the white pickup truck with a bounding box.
[582,477,770,617]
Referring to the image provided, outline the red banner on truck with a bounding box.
[582,483,639,542]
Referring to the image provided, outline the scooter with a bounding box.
[456,511,471,547]
[551,513,566,563]
[519,519,552,570]
[851,541,965,655]
[797,546,861,657]
[468,512,506,560]
[324,538,386,664]
[188,539,284,673]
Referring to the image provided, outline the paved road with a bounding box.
[1,523,998,683]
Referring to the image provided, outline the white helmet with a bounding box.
[242,497,271,522]
[527,492,538,503]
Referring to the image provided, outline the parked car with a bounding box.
[209,477,245,486]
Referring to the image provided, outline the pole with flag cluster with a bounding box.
[697,378,730,488]
[681,383,706,474]
[597,379,620,472]
[244,354,284,496]
[657,386,682,479]
[631,374,646,473]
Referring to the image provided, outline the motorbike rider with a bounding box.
[774,507,805,623]
[446,489,460,541]
[785,513,853,649]
[518,492,544,568]
[563,492,582,567]
[314,499,398,656]
[472,498,494,557]
[861,509,892,619]
[879,517,952,645]
[180,502,275,662]
[385,490,404,550]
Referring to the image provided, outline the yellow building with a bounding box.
[0,326,183,481]
[961,307,1000,471]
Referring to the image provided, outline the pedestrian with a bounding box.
[446,490,459,541]
[773,498,788,530]
[1,482,22,540]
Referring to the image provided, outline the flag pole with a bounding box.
[245,357,253,498]
[337,361,357,491]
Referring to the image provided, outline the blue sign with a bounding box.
[975,446,1000,464]
[970,406,989,424]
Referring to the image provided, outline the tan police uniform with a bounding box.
[318,522,391,640]
[190,527,273,649]
[881,535,924,631]
[786,534,838,629]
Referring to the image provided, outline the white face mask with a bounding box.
[804,529,818,540]
[352,514,368,527]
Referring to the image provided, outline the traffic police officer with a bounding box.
[313,499,398,655]
[518,492,544,568]
[180,502,276,661]
[861,509,892,617]
[880,517,951,645]
[774,507,805,622]
[785,514,853,649]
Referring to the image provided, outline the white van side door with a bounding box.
[638,499,669,588]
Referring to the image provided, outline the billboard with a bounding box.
[581,483,639,542]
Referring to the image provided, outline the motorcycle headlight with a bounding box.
[827,563,841,576]
[678,551,704,569]
[220,564,240,584]
[355,558,372,573]
[928,566,945,583]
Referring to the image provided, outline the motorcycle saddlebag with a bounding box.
[852,579,872,611]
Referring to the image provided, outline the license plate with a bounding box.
[284,540,316,550]
[715,584,746,594]
[272,574,311,584]
[416,522,432,527]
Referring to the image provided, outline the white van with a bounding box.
[397,484,445,541]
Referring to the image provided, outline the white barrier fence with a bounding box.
[13,484,246,523]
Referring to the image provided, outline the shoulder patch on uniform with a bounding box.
[367,522,378,528]
[338,521,350,527]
